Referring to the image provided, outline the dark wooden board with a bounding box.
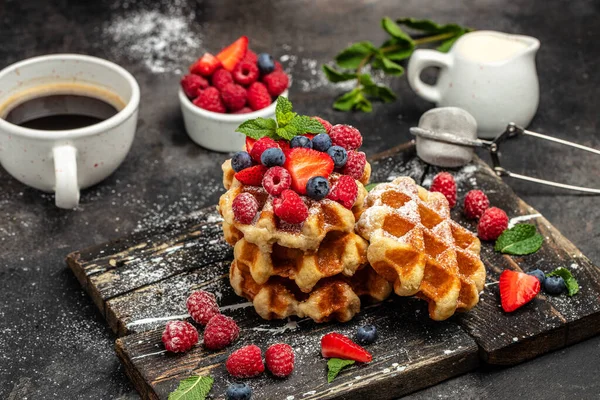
[66,147,600,399]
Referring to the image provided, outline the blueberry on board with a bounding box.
[306,176,330,200]
[544,276,566,295]
[356,325,378,345]
[226,383,252,400]
[527,269,546,285]
[257,53,275,75]
[312,133,332,152]
[231,151,253,172]
[290,135,312,149]
[327,145,348,168]
[261,147,285,167]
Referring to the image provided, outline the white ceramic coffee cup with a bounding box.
[0,54,140,209]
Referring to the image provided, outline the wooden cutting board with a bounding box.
[66,146,600,400]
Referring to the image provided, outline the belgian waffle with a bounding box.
[356,177,486,321]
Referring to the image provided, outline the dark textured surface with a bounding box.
[0,0,599,399]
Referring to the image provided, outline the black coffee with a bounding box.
[4,94,119,130]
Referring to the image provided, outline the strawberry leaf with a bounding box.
[236,117,278,140]
[547,267,579,296]
[327,358,355,383]
[168,375,213,400]
[494,224,544,255]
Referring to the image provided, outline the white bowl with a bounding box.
[179,88,288,153]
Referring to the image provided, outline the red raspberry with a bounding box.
[161,321,198,353]
[329,124,363,150]
[233,60,260,86]
[430,172,457,208]
[186,290,220,325]
[262,71,289,97]
[226,345,265,378]
[262,166,291,196]
[327,175,358,209]
[312,116,332,134]
[274,61,283,71]
[341,151,367,180]
[273,189,309,224]
[181,74,208,99]
[477,207,509,241]
[211,68,233,91]
[247,82,272,111]
[463,190,490,219]
[221,83,247,112]
[232,193,259,224]
[250,137,279,163]
[193,87,226,113]
[203,314,240,350]
[265,343,295,378]
[244,49,258,63]
[233,107,253,114]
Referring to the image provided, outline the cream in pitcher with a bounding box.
[407,30,540,138]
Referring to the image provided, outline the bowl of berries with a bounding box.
[179,36,290,152]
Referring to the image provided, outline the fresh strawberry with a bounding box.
[245,137,256,153]
[216,36,249,71]
[499,270,541,312]
[234,165,268,186]
[283,148,334,194]
[277,139,291,151]
[303,133,315,140]
[189,53,221,76]
[321,332,372,363]
[250,137,279,163]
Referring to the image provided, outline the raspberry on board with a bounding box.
[161,320,198,353]
[477,207,509,241]
[221,83,248,112]
[463,190,490,219]
[186,290,220,325]
[329,124,363,150]
[203,314,240,350]
[193,87,226,113]
[341,151,367,180]
[430,172,457,208]
[226,344,265,378]
[247,82,272,111]
[232,193,259,224]
[265,343,295,378]
[262,71,289,97]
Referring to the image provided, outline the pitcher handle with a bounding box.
[407,49,453,103]
[53,144,80,209]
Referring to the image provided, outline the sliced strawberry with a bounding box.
[277,139,290,151]
[303,133,316,140]
[245,137,256,153]
[499,270,541,312]
[321,333,372,363]
[234,165,268,186]
[216,36,249,71]
[190,53,221,76]
[283,148,334,194]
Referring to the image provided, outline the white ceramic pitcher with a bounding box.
[407,30,540,138]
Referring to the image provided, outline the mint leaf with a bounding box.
[168,376,213,400]
[333,88,361,111]
[547,267,579,296]
[322,65,357,83]
[276,126,296,140]
[289,115,326,135]
[396,18,468,34]
[376,56,405,77]
[275,96,294,122]
[359,74,397,103]
[381,38,415,61]
[381,17,414,46]
[236,117,277,139]
[494,224,544,255]
[335,41,377,69]
[327,358,355,383]
[365,183,381,191]
[436,33,466,52]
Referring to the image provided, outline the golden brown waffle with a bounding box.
[356,177,486,321]
[218,161,369,252]
[230,261,392,322]
[233,232,368,293]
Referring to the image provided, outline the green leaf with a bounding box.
[275,96,294,124]
[354,95,373,112]
[327,358,355,383]
[278,111,297,127]
[333,88,361,111]
[436,36,461,52]
[381,38,415,61]
[396,17,468,34]
[288,115,326,136]
[494,224,544,255]
[381,17,414,46]
[547,267,579,296]
[365,183,381,191]
[335,41,377,69]
[359,74,397,103]
[377,56,405,76]
[322,65,357,83]
[236,117,278,140]
[168,376,213,400]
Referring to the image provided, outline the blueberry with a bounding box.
[290,135,313,149]
[261,147,285,167]
[306,176,330,200]
[356,325,377,345]
[544,276,566,295]
[327,145,348,168]
[226,383,252,400]
[527,269,546,285]
[312,133,332,152]
[257,53,275,75]
[231,151,253,172]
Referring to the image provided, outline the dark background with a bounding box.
[1,0,599,398]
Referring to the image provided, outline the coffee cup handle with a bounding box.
[407,49,453,103]
[53,145,80,209]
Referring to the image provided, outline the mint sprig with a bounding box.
[494,224,544,255]
[547,267,579,296]
[323,17,471,112]
[236,96,325,140]
[327,358,355,383]
[168,375,213,400]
